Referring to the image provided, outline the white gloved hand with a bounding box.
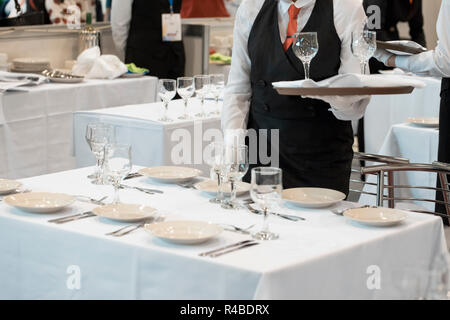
[373,48,394,65]
[302,95,369,110]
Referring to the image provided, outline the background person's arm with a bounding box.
[111,0,133,61]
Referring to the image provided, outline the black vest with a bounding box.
[245,0,354,194]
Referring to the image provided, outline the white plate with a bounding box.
[4,192,75,213]
[138,166,202,183]
[407,117,439,128]
[49,76,84,84]
[145,220,223,245]
[282,187,346,208]
[92,203,157,222]
[344,207,407,227]
[0,179,22,195]
[194,180,251,196]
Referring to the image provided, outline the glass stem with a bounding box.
[230,179,236,205]
[201,97,205,115]
[262,207,269,232]
[216,172,224,201]
[361,61,367,74]
[184,98,188,116]
[113,182,120,204]
[303,62,310,80]
[163,101,168,118]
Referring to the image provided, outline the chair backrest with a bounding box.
[361,162,450,218]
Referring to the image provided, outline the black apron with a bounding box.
[245,0,354,195]
[126,0,185,79]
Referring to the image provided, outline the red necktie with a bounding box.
[283,4,301,52]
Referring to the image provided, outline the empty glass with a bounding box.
[158,79,176,122]
[250,167,282,241]
[209,74,225,115]
[194,75,210,118]
[351,30,377,74]
[293,32,319,79]
[104,144,132,204]
[221,144,249,210]
[177,77,195,120]
[85,123,115,185]
[205,142,225,204]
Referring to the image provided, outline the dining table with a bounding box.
[73,99,222,175]
[0,166,447,300]
[0,76,158,180]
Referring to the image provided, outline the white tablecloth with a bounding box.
[0,77,158,180]
[0,167,448,299]
[364,76,441,154]
[73,99,222,176]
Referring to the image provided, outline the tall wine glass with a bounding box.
[158,79,176,122]
[194,75,210,118]
[209,74,225,115]
[250,167,282,241]
[221,144,249,210]
[85,123,115,185]
[205,142,225,204]
[293,32,319,80]
[104,143,132,204]
[351,30,377,74]
[177,77,194,120]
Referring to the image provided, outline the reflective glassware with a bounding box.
[158,79,176,122]
[85,123,115,185]
[177,77,195,120]
[221,144,249,210]
[351,30,377,74]
[209,74,225,115]
[205,142,225,204]
[104,144,132,204]
[194,75,211,118]
[293,32,319,79]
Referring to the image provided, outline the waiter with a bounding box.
[111,0,185,79]
[374,0,450,214]
[222,0,370,195]
[181,0,230,18]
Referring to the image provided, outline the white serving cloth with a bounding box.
[360,123,439,212]
[0,71,48,92]
[364,76,441,154]
[0,77,158,179]
[0,167,447,299]
[73,99,222,176]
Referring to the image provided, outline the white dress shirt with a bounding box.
[111,0,134,60]
[396,0,450,78]
[222,0,371,133]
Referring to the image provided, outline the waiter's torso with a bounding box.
[180,0,229,18]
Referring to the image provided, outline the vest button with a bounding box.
[257,80,267,87]
[263,104,270,112]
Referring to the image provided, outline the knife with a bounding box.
[199,240,255,257]
[209,242,260,258]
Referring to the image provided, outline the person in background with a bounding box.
[96,0,103,22]
[0,0,49,23]
[374,0,450,217]
[111,0,185,79]
[181,0,230,18]
[105,0,111,21]
[45,0,96,24]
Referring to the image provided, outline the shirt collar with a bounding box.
[279,0,315,14]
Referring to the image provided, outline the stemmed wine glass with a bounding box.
[221,144,249,210]
[209,74,225,115]
[205,142,225,204]
[103,143,132,204]
[158,79,176,122]
[85,123,115,185]
[351,30,377,74]
[250,167,282,241]
[177,77,195,120]
[293,32,319,80]
[194,75,210,118]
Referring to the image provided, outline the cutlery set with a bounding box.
[242,199,305,222]
[48,211,96,224]
[199,240,260,258]
[105,216,165,237]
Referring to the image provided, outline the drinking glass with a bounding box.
[209,74,225,115]
[85,123,115,185]
[205,142,225,204]
[194,75,210,118]
[221,144,249,210]
[250,167,282,241]
[177,77,195,120]
[292,32,319,80]
[158,79,176,122]
[104,144,132,204]
[351,30,377,74]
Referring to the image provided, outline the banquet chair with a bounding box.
[361,162,450,219]
[349,152,410,201]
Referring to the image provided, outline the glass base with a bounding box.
[252,231,279,241]
[178,114,191,120]
[221,201,241,210]
[158,116,173,122]
[91,179,106,185]
[209,197,223,204]
[195,112,207,118]
[87,173,96,179]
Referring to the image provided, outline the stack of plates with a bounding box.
[12,58,50,73]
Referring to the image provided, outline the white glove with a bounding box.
[373,48,394,65]
[302,95,369,110]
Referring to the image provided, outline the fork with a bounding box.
[108,216,165,237]
[76,195,108,206]
[220,223,255,235]
[177,182,195,189]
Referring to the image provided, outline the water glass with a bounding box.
[104,144,132,204]
[194,75,210,118]
[85,123,115,185]
[351,30,377,74]
[221,144,249,210]
[158,79,176,122]
[205,142,225,204]
[177,77,195,120]
[293,32,319,79]
[250,167,282,241]
[209,74,225,115]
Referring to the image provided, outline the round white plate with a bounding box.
[145,220,223,245]
[407,117,439,128]
[49,76,84,84]
[138,166,202,183]
[92,203,157,222]
[343,207,407,227]
[194,180,251,196]
[0,179,22,195]
[282,187,346,208]
[4,192,75,213]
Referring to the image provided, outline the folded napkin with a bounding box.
[272,73,426,89]
[384,40,427,56]
[0,71,48,92]
[72,47,128,80]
